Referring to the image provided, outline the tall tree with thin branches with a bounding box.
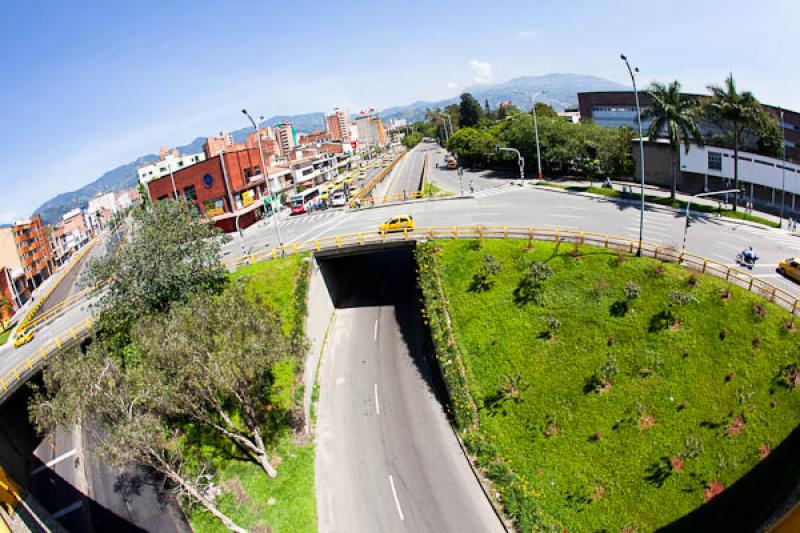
[704,74,764,211]
[644,81,704,200]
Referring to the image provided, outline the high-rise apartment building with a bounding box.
[326,108,351,142]
[203,132,236,158]
[274,122,297,156]
[355,114,386,146]
[11,215,53,288]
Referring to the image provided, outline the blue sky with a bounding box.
[1,0,798,223]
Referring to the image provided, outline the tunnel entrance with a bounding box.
[316,244,450,409]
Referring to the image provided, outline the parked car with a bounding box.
[379,215,415,233]
[778,257,800,283]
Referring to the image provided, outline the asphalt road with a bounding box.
[315,248,504,533]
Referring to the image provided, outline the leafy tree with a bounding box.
[446,127,496,167]
[534,102,559,120]
[132,285,291,478]
[484,98,491,115]
[0,296,11,321]
[459,93,482,128]
[704,74,767,211]
[402,131,423,149]
[29,343,246,533]
[85,199,229,352]
[644,81,704,199]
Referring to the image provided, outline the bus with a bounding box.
[290,187,319,215]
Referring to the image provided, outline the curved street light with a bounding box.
[621,53,646,256]
[512,89,544,180]
[242,109,283,247]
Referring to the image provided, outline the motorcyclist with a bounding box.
[742,246,758,265]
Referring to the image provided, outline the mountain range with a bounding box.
[34,73,624,224]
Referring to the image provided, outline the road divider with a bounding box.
[349,151,408,207]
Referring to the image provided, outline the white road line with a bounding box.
[374,319,378,340]
[549,214,584,219]
[553,206,587,210]
[32,448,77,475]
[291,213,350,244]
[717,241,744,251]
[388,475,405,521]
[52,501,82,519]
[374,383,380,415]
[757,274,782,279]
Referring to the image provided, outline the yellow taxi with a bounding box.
[379,215,415,233]
[778,257,800,283]
[14,329,33,348]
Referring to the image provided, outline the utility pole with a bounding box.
[243,109,284,246]
[682,189,742,250]
[780,108,788,225]
[621,54,646,256]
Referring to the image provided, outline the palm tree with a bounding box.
[704,74,763,211]
[644,81,704,200]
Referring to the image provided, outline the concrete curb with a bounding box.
[533,184,788,233]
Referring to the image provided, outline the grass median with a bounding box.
[189,254,316,533]
[419,239,800,531]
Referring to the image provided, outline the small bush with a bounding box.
[624,281,641,300]
[470,253,502,292]
[468,239,482,251]
[585,355,619,393]
[669,290,693,308]
[514,261,554,305]
[687,274,699,288]
[546,316,561,338]
[752,302,767,321]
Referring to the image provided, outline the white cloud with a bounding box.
[515,30,536,41]
[469,59,494,85]
[447,81,461,91]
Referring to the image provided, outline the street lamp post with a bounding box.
[682,188,742,250]
[621,54,646,256]
[513,90,544,180]
[242,108,284,246]
[780,109,788,225]
[496,146,525,183]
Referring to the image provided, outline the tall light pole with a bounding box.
[682,188,742,250]
[513,89,544,180]
[780,108,788,225]
[621,54,646,256]
[242,109,283,246]
[496,146,525,183]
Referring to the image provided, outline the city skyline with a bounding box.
[2,0,799,223]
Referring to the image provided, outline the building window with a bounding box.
[183,185,197,201]
[243,168,253,179]
[204,198,225,217]
[708,152,722,171]
[252,166,261,176]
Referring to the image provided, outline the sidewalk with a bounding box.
[534,178,795,233]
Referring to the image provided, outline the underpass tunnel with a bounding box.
[316,243,451,411]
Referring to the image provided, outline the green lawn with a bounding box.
[423,181,454,197]
[420,239,800,531]
[0,327,12,345]
[534,181,779,228]
[190,256,316,533]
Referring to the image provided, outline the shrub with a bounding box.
[468,239,483,251]
[514,261,554,305]
[687,274,699,288]
[470,253,502,292]
[624,281,641,300]
[669,290,693,308]
[585,355,619,393]
[546,316,561,338]
[752,302,767,321]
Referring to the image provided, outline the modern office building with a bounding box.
[578,91,800,163]
[354,114,386,146]
[10,215,53,288]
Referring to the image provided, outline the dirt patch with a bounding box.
[221,477,250,505]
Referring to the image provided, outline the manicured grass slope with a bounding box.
[190,255,316,533]
[431,240,800,531]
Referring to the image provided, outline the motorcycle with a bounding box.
[735,251,759,270]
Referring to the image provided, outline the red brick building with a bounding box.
[147,147,272,233]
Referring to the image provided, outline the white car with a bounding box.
[330,190,348,207]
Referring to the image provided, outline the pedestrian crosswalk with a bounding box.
[280,210,343,227]
[473,185,515,199]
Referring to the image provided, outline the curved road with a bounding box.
[315,249,504,532]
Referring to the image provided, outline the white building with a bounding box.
[558,109,581,124]
[137,152,206,186]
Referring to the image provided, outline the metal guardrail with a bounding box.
[13,238,98,339]
[0,317,94,402]
[349,151,407,206]
[7,224,800,403]
[231,225,800,316]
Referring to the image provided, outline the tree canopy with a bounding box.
[459,93,483,128]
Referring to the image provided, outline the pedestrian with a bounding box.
[717,201,722,218]
[469,181,475,194]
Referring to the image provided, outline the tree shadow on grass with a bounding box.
[481,390,510,417]
[610,299,629,317]
[644,457,673,488]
